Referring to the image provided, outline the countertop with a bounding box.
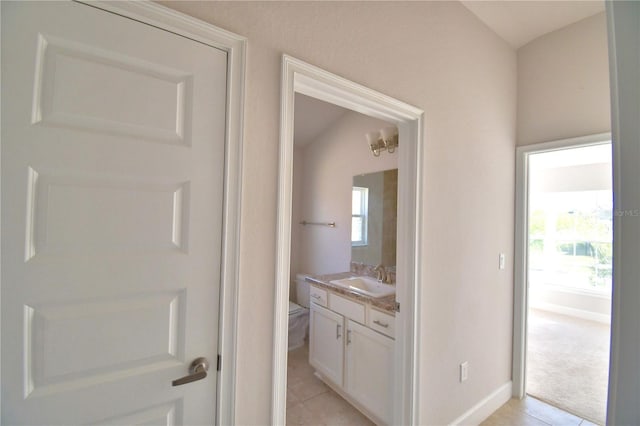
[306,272,396,315]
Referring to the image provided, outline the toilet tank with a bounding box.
[295,273,310,308]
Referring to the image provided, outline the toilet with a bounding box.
[288,273,310,351]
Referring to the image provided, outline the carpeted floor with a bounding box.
[526,309,610,425]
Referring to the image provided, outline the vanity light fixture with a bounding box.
[366,126,399,156]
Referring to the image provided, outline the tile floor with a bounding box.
[481,395,600,426]
[286,342,374,426]
[286,341,599,426]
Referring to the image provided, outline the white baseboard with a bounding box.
[449,381,512,426]
[530,301,610,324]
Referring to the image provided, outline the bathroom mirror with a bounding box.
[351,168,397,267]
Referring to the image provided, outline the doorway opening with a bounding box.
[514,134,612,425]
[287,93,399,425]
[272,56,424,425]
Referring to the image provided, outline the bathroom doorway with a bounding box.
[272,56,424,425]
[513,135,612,425]
[287,93,398,425]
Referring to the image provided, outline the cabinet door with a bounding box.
[309,304,344,386]
[345,320,394,425]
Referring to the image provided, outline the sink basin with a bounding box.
[329,276,395,298]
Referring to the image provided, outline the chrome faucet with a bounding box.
[373,264,387,283]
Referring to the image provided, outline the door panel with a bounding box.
[24,291,185,398]
[2,2,227,424]
[309,304,344,386]
[32,33,193,146]
[345,320,394,424]
[91,400,181,426]
[27,171,190,258]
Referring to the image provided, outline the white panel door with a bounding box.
[1,2,227,424]
[345,320,394,425]
[309,304,344,386]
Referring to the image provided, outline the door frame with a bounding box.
[272,55,425,425]
[512,132,612,398]
[0,2,246,424]
[605,2,640,423]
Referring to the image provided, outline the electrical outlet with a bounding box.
[460,362,469,382]
[499,253,506,270]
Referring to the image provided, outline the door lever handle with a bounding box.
[172,357,209,386]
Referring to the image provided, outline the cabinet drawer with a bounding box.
[310,285,328,307]
[328,293,365,324]
[368,309,395,338]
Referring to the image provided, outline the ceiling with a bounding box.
[294,93,349,146]
[460,1,605,49]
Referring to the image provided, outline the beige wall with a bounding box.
[161,2,517,424]
[293,111,395,278]
[517,12,611,145]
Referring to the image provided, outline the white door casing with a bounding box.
[274,55,424,426]
[605,2,640,424]
[1,2,239,424]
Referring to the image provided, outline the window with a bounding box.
[528,190,613,294]
[352,186,368,246]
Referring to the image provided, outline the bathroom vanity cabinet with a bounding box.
[309,284,394,425]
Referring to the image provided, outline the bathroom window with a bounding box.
[352,186,368,246]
